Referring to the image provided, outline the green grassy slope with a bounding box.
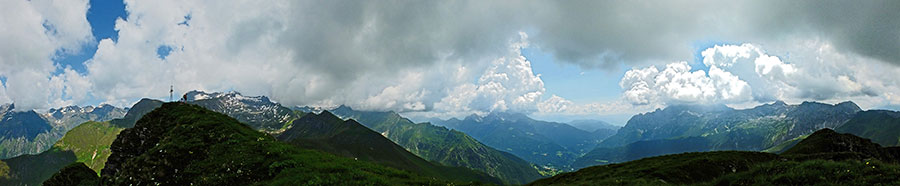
[836,110,900,146]
[53,121,124,172]
[530,151,779,185]
[0,121,124,185]
[97,103,466,185]
[331,107,543,184]
[761,134,808,154]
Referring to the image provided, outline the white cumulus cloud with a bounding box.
[433,32,546,115]
[0,0,93,110]
[622,42,900,109]
[620,61,751,105]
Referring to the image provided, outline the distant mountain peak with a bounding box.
[0,109,51,139]
[334,104,354,112]
[773,100,787,106]
[796,100,861,113]
[798,101,825,107]
[496,112,529,122]
[836,101,861,111]
[315,110,342,121]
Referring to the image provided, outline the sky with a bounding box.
[1,0,899,125]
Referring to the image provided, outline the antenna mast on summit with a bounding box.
[170,85,174,102]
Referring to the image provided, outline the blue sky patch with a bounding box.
[157,45,174,60]
[523,47,626,103]
[53,0,127,74]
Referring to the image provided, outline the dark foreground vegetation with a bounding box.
[530,129,900,185]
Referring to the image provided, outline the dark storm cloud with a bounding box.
[527,0,899,67]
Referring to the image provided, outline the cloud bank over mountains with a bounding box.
[0,0,898,118]
[621,42,900,110]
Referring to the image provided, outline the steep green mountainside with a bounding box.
[781,128,900,161]
[836,110,900,146]
[575,101,861,168]
[96,102,462,185]
[276,111,501,184]
[432,112,597,170]
[52,121,124,172]
[761,134,809,154]
[589,127,617,144]
[0,121,124,186]
[330,106,543,184]
[530,129,900,185]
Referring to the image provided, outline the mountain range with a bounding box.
[0,104,126,159]
[573,101,862,169]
